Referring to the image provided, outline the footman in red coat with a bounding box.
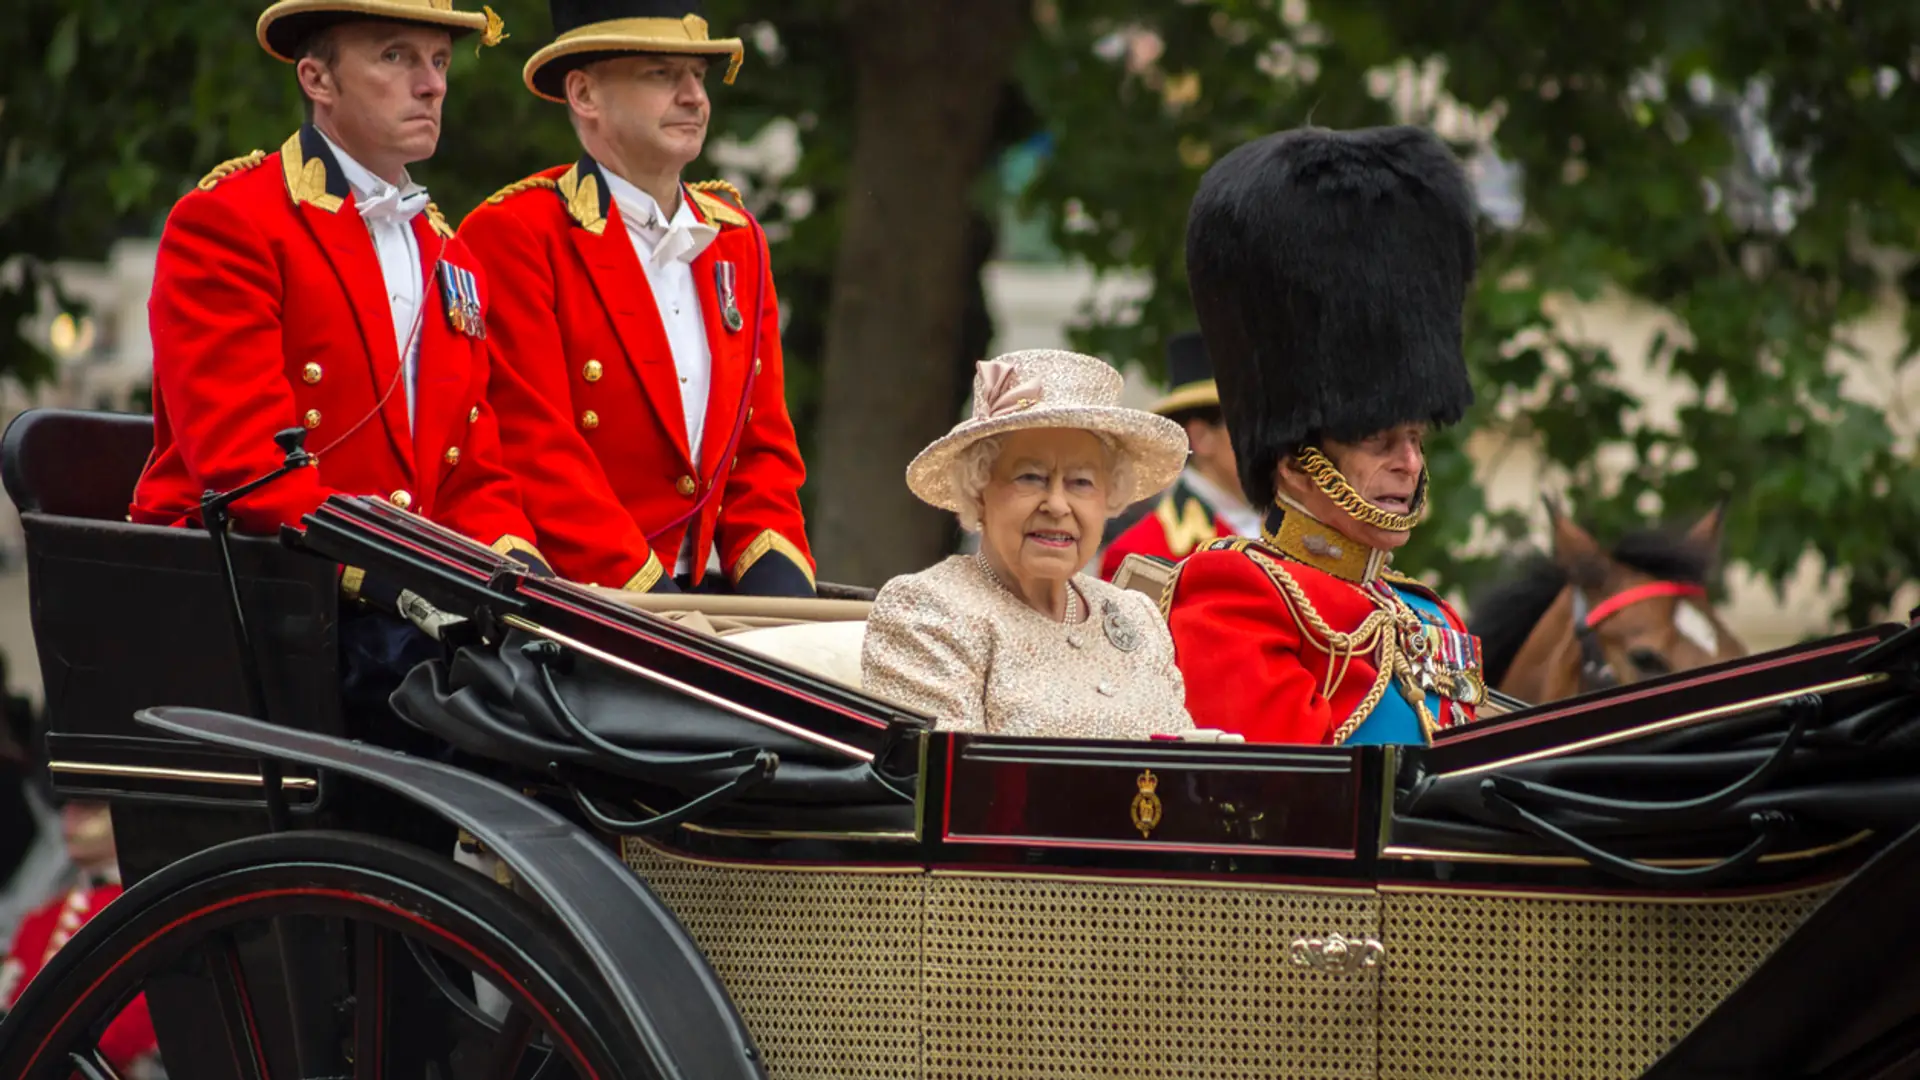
[458,0,816,596]
[131,0,546,587]
[1099,331,1259,579]
[1165,125,1488,747]
[132,0,547,710]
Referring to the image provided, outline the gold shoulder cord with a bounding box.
[196,149,266,191]
[1171,537,1439,744]
[687,178,745,204]
[1240,546,1438,744]
[484,176,559,205]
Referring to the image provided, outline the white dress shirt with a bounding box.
[1181,466,1261,538]
[603,170,720,576]
[321,130,428,433]
[603,170,718,466]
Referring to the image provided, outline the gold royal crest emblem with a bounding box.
[1131,769,1162,838]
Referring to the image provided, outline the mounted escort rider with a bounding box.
[459,0,816,596]
[1098,330,1258,580]
[131,0,550,707]
[1165,124,1488,746]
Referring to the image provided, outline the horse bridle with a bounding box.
[1569,580,1710,693]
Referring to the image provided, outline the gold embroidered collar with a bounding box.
[1260,499,1389,584]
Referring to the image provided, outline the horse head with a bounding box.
[1471,496,1749,705]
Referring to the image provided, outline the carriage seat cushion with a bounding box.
[725,621,867,691]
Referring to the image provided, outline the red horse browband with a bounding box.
[1584,581,1709,628]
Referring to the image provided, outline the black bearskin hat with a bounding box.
[1184,124,1478,507]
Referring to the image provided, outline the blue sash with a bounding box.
[1341,586,1452,747]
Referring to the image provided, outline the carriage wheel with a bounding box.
[0,830,657,1080]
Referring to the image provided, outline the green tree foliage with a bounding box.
[1024,0,1920,627]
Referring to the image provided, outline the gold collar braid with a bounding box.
[1294,446,1427,533]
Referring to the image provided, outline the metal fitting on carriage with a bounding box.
[1287,932,1384,975]
[396,589,467,642]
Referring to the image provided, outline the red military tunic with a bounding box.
[458,158,814,594]
[0,883,157,1072]
[131,126,546,566]
[1100,474,1243,580]
[1166,525,1483,745]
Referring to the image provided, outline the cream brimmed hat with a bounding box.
[523,0,745,103]
[257,0,503,63]
[906,350,1190,514]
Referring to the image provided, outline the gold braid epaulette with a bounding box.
[196,150,266,191]
[484,176,558,204]
[424,202,455,239]
[687,178,745,206]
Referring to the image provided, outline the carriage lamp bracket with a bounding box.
[199,426,316,832]
[1483,693,1821,826]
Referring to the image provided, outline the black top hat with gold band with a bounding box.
[1184,124,1477,518]
[257,0,504,63]
[523,0,745,103]
[1149,331,1220,420]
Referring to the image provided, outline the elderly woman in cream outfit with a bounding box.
[862,350,1197,738]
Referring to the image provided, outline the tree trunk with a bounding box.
[808,0,1029,587]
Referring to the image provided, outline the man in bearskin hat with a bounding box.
[458,0,817,596]
[131,0,550,577]
[1099,331,1258,580]
[1164,124,1488,746]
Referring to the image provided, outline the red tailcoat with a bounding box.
[457,158,814,594]
[0,884,157,1071]
[1166,536,1479,745]
[131,126,545,567]
[1099,475,1241,580]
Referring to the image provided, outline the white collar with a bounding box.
[1181,466,1254,522]
[602,168,717,266]
[317,128,426,208]
[602,169,692,231]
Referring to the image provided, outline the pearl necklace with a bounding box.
[975,551,1081,624]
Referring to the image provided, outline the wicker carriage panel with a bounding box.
[924,874,1381,1080]
[1377,885,1837,1080]
[621,840,926,1080]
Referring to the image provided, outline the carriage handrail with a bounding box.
[1480,692,1821,824]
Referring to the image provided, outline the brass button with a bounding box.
[675,475,696,497]
[444,447,460,466]
[302,362,322,384]
[303,409,321,429]
[469,406,480,423]
[580,409,600,430]
[583,359,603,382]
[390,489,413,510]
[753,357,762,376]
[731,456,739,471]
[747,406,755,421]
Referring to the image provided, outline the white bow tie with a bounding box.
[358,185,428,229]
[640,214,719,268]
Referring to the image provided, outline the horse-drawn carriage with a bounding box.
[2,406,1918,1080]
